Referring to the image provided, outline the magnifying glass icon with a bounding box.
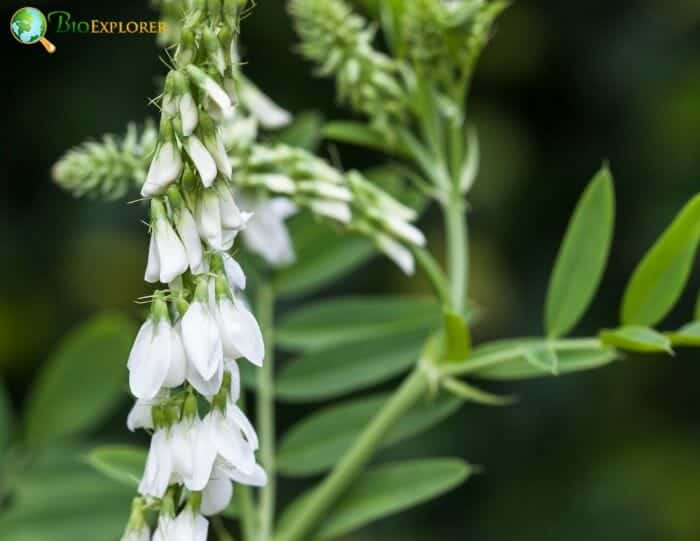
[10,7,56,54]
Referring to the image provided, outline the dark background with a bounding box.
[3,0,700,539]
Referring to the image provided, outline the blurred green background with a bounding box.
[3,0,700,539]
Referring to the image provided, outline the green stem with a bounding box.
[273,369,430,541]
[443,195,468,313]
[257,282,276,541]
[413,246,450,307]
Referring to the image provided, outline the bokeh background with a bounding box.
[3,0,700,539]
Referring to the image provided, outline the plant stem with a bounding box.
[413,246,451,307]
[443,194,468,313]
[237,396,257,541]
[273,369,429,541]
[257,282,276,541]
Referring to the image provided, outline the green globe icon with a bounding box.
[10,7,56,53]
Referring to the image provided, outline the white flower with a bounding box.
[260,174,296,194]
[126,390,167,431]
[186,135,218,187]
[383,215,426,247]
[240,79,291,129]
[174,207,205,274]
[222,253,246,290]
[205,133,232,179]
[196,186,251,251]
[181,299,224,381]
[376,233,415,275]
[128,318,186,399]
[200,470,233,516]
[242,197,297,266]
[310,199,352,224]
[141,142,182,197]
[220,115,258,149]
[138,428,172,498]
[186,65,234,119]
[172,508,209,541]
[205,406,260,476]
[121,524,150,541]
[215,295,265,366]
[217,183,251,231]
[145,212,189,284]
[186,350,224,398]
[179,93,199,137]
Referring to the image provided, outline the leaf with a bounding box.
[277,296,441,352]
[275,212,375,298]
[271,111,323,151]
[276,332,426,402]
[622,193,700,326]
[277,459,470,540]
[23,313,136,448]
[86,445,146,487]
[323,121,408,156]
[600,326,672,353]
[442,378,514,406]
[472,339,618,380]
[545,166,615,337]
[667,321,700,347]
[277,393,461,477]
[0,446,133,541]
[0,380,12,455]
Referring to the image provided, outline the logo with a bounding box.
[10,7,56,53]
[10,6,166,54]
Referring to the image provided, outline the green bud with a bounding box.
[193,277,210,303]
[183,391,199,420]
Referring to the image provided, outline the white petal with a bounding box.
[145,233,160,283]
[186,352,224,397]
[310,200,352,223]
[208,411,256,474]
[182,302,223,380]
[376,234,415,275]
[127,320,153,370]
[227,404,259,450]
[225,359,241,403]
[155,219,188,283]
[185,418,217,490]
[204,78,234,118]
[129,321,170,399]
[138,429,172,498]
[168,422,193,483]
[196,189,223,249]
[222,253,246,290]
[207,134,232,179]
[141,143,182,197]
[218,185,247,230]
[241,80,291,129]
[164,325,186,387]
[126,398,153,431]
[384,215,426,247]
[200,476,233,516]
[179,93,199,136]
[187,136,218,187]
[176,208,204,274]
[242,204,295,266]
[218,461,268,487]
[261,174,296,194]
[193,513,209,541]
[216,298,264,366]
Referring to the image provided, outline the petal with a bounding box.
[182,302,222,380]
[155,219,188,283]
[145,233,160,283]
[126,399,153,432]
[127,320,153,370]
[218,184,247,230]
[242,205,295,266]
[200,476,233,516]
[129,324,169,399]
[227,404,259,450]
[222,253,246,290]
[226,298,265,366]
[185,418,217,490]
[384,215,426,247]
[219,461,268,487]
[196,189,223,249]
[240,79,291,129]
[187,136,217,187]
[164,324,186,388]
[309,200,352,223]
[179,93,199,137]
[176,208,204,274]
[186,351,224,398]
[209,411,256,474]
[376,234,415,275]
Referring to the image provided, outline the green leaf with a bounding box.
[0,446,133,541]
[85,445,146,487]
[277,393,461,477]
[667,321,700,346]
[600,326,672,353]
[622,193,700,326]
[545,166,615,337]
[442,378,514,406]
[277,296,441,352]
[278,459,470,540]
[276,332,426,402]
[472,339,618,380]
[0,380,12,455]
[23,313,136,447]
[271,111,323,151]
[275,212,375,298]
[323,121,407,156]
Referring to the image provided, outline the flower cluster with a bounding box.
[289,0,407,135]
[116,1,269,539]
[53,121,157,200]
[232,142,426,273]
